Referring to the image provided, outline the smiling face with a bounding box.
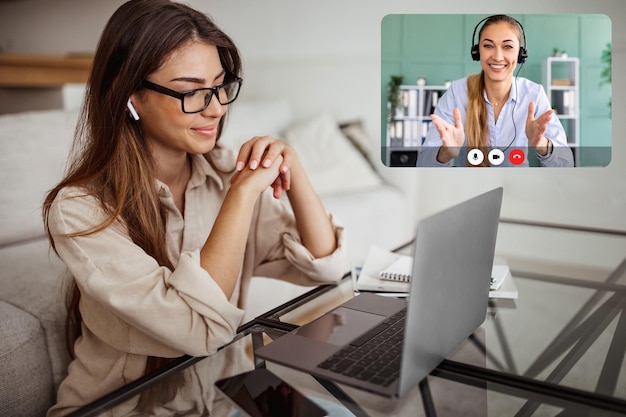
[478,21,521,84]
[131,41,228,160]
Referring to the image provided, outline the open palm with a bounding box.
[431,108,465,160]
[526,101,553,149]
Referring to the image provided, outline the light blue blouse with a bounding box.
[416,76,575,167]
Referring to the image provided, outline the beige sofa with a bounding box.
[0,99,413,416]
[0,109,76,416]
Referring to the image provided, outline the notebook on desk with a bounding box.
[255,187,503,398]
[356,246,517,298]
[356,246,414,292]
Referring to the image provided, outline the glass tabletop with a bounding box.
[255,220,626,415]
[68,220,626,416]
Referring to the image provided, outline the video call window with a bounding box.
[381,14,612,168]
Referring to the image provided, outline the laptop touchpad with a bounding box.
[295,307,386,346]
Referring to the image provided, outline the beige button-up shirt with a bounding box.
[47,147,348,416]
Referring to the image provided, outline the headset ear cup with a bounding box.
[518,47,528,64]
[471,45,480,61]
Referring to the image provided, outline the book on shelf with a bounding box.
[552,78,573,86]
[421,121,430,144]
[423,90,432,117]
[402,120,411,147]
[397,87,447,119]
[553,90,576,115]
[388,85,448,148]
[431,90,441,110]
[424,89,444,116]
[389,121,404,147]
[408,89,418,117]
[389,120,432,148]
[399,120,422,147]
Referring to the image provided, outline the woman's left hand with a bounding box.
[232,136,294,198]
[526,101,552,155]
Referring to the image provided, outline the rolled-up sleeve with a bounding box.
[248,189,350,286]
[49,188,244,358]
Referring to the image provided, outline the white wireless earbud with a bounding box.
[127,99,140,121]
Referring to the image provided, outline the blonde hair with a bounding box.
[466,72,489,166]
[465,15,523,166]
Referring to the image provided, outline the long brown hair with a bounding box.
[465,14,523,166]
[42,0,241,407]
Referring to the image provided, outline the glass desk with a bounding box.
[68,221,626,417]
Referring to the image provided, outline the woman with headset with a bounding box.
[417,14,574,167]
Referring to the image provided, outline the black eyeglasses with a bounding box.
[141,76,242,114]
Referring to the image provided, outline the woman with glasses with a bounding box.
[43,1,348,415]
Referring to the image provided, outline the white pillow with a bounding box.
[61,83,87,111]
[219,97,292,151]
[0,109,78,245]
[340,120,374,160]
[282,113,383,196]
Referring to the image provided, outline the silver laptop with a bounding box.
[255,187,503,398]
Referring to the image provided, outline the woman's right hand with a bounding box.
[203,147,283,300]
[230,151,284,196]
[431,107,465,163]
[232,135,296,199]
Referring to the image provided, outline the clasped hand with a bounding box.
[230,136,294,199]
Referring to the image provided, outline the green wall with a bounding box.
[381,14,612,166]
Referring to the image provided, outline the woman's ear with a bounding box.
[127,98,140,121]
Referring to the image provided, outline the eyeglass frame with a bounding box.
[140,75,243,114]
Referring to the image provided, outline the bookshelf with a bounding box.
[385,84,448,166]
[541,56,579,165]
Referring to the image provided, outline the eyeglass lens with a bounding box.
[183,82,240,113]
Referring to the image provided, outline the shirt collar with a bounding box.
[483,77,519,105]
[156,149,236,196]
[188,153,225,191]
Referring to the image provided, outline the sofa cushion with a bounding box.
[218,97,292,151]
[320,185,413,263]
[282,112,384,196]
[0,238,70,390]
[0,300,54,417]
[0,109,78,246]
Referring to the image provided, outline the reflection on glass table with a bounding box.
[67,220,626,416]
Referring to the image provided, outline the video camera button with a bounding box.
[488,149,505,166]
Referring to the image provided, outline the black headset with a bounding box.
[470,15,528,64]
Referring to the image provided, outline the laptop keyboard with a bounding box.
[316,307,407,387]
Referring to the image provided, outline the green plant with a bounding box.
[386,75,403,123]
[600,42,612,85]
[599,42,612,111]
